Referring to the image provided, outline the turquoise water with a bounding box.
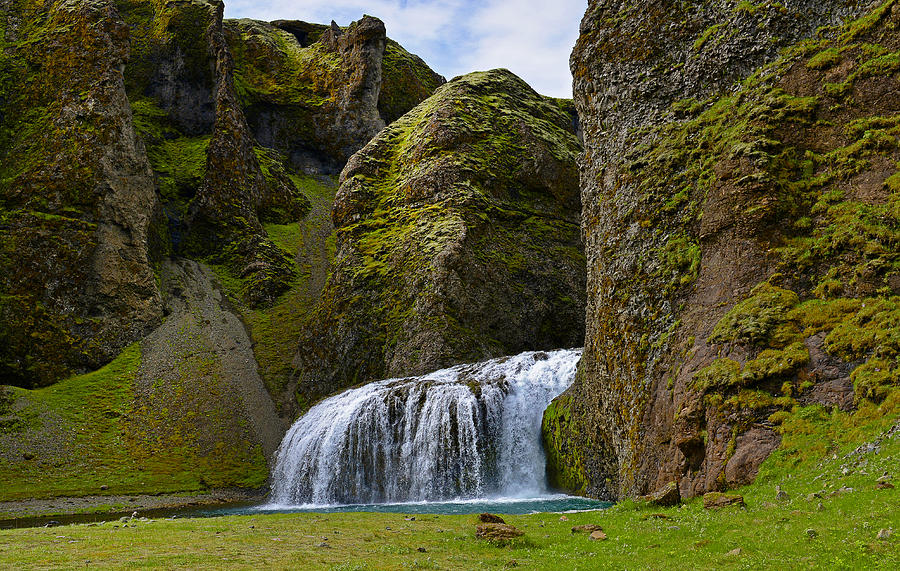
[215,495,611,517]
[0,496,611,529]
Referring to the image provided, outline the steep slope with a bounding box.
[291,69,586,405]
[547,0,900,499]
[0,0,163,388]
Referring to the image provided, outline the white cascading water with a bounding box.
[270,349,581,506]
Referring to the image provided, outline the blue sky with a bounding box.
[223,0,586,98]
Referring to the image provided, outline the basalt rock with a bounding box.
[547,0,899,500]
[292,69,585,404]
[0,0,163,387]
[225,16,444,175]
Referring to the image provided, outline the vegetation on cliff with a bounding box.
[290,68,586,405]
[0,0,451,494]
[548,0,900,500]
[0,0,163,388]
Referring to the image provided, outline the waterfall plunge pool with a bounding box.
[248,495,611,516]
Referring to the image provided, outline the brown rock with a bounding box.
[640,481,681,507]
[475,523,524,541]
[727,548,742,556]
[724,428,781,487]
[571,524,604,534]
[559,515,569,521]
[703,492,745,509]
[478,513,505,524]
[876,481,895,490]
[589,530,608,541]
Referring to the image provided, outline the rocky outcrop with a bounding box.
[225,16,444,175]
[547,0,900,500]
[0,0,163,387]
[292,69,585,403]
[120,0,309,308]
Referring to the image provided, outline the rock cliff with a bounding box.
[292,69,586,404]
[547,0,900,499]
[0,0,163,388]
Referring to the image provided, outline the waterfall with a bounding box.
[270,349,581,506]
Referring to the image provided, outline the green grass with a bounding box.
[0,342,266,501]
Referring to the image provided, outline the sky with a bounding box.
[223,0,586,99]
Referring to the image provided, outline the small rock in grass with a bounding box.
[877,528,892,540]
[559,515,569,521]
[476,523,524,541]
[405,516,416,521]
[703,492,745,509]
[775,485,790,501]
[100,485,108,491]
[22,452,34,460]
[504,561,519,568]
[806,529,818,539]
[571,524,603,534]
[478,513,505,524]
[876,481,895,490]
[417,547,426,553]
[317,542,330,548]
[640,481,681,507]
[589,530,608,541]
[817,502,825,512]
[726,548,742,556]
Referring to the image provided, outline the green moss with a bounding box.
[658,234,701,291]
[146,135,210,206]
[541,396,589,495]
[693,23,725,51]
[709,283,800,345]
[741,342,810,385]
[691,358,742,394]
[807,47,843,70]
[378,39,444,124]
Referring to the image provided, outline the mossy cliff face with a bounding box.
[548,0,900,500]
[225,16,444,175]
[0,0,163,387]
[117,0,309,308]
[292,69,585,404]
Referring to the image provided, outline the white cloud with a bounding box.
[223,0,586,98]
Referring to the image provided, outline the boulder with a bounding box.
[703,492,746,509]
[476,523,524,541]
[641,481,681,507]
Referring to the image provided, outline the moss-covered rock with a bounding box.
[225,16,444,175]
[554,0,900,500]
[0,0,163,387]
[291,68,585,404]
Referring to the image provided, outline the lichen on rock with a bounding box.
[550,0,900,500]
[291,68,586,405]
[0,0,163,387]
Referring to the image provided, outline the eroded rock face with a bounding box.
[225,16,444,175]
[292,69,585,403]
[0,0,163,387]
[548,0,897,500]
